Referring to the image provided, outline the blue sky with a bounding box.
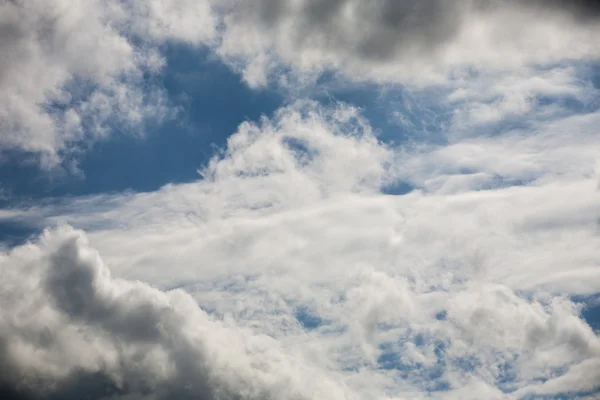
[1,1,600,399]
[0,46,282,200]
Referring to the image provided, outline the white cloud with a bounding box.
[394,109,600,195]
[0,0,215,168]
[447,65,595,130]
[2,101,599,398]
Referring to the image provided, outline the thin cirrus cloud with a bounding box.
[0,1,599,399]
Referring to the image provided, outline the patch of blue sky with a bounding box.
[568,60,600,93]
[376,338,450,392]
[0,44,283,204]
[435,310,448,321]
[294,306,327,330]
[311,72,452,146]
[380,181,416,196]
[495,358,520,394]
[281,136,319,168]
[0,220,38,249]
[572,293,600,333]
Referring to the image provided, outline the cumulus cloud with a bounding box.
[0,0,215,168]
[0,227,349,399]
[2,102,599,398]
[1,217,598,398]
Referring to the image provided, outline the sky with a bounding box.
[0,1,600,399]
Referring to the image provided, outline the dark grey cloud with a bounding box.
[236,0,600,60]
[234,0,468,61]
[534,0,600,19]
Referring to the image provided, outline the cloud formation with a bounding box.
[2,102,599,398]
[1,2,599,398]
[0,227,348,399]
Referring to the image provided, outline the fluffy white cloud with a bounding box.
[2,102,599,398]
[0,0,215,168]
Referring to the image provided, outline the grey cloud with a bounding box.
[239,0,600,59]
[219,0,600,86]
[233,0,468,60]
[532,0,600,19]
[0,229,315,400]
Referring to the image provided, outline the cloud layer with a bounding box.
[2,225,599,399]
[2,101,599,398]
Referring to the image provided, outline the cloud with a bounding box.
[0,0,215,168]
[0,226,348,399]
[1,222,598,398]
[2,0,598,170]
[446,65,596,130]
[531,0,600,19]
[2,101,599,398]
[1,1,599,398]
[216,0,600,87]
